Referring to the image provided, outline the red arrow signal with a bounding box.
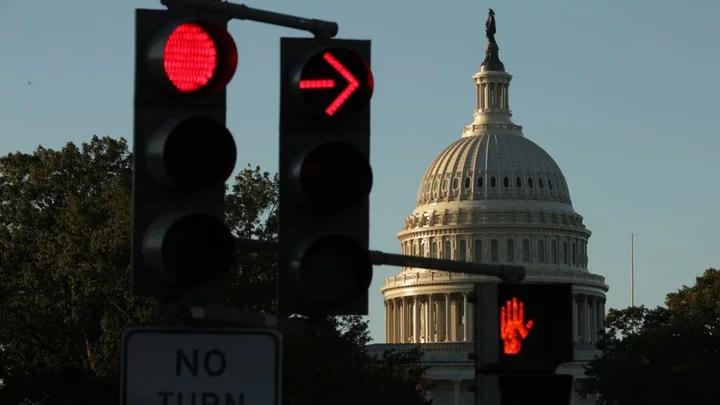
[299,79,335,89]
[299,52,360,117]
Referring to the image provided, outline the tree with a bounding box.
[0,136,429,405]
[584,269,720,405]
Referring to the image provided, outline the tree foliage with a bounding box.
[0,136,429,405]
[584,269,720,405]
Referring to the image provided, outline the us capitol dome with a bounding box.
[367,16,609,405]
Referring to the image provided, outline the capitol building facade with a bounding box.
[367,35,609,405]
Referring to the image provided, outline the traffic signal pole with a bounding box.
[160,0,339,38]
[235,239,526,283]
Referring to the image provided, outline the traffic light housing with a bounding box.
[278,38,374,316]
[131,9,239,299]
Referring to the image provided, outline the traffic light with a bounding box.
[131,9,239,299]
[278,38,375,316]
[471,283,574,405]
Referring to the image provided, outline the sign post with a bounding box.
[121,328,282,405]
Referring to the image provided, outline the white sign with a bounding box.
[121,328,281,405]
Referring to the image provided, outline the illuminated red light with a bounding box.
[500,297,534,355]
[299,79,335,89]
[164,23,218,93]
[294,46,373,118]
[321,53,359,116]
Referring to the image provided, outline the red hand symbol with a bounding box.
[500,297,534,355]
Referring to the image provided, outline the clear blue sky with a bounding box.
[1,0,719,343]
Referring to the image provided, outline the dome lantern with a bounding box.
[466,13,521,132]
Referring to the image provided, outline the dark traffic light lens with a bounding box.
[147,116,237,190]
[499,374,573,405]
[146,212,235,287]
[294,234,372,303]
[297,142,372,211]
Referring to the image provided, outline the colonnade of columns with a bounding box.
[384,291,606,343]
[385,292,473,343]
[575,293,606,341]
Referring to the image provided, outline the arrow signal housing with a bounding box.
[291,44,374,119]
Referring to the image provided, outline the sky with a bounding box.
[1,0,719,344]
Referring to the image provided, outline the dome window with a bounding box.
[515,176,522,188]
[490,176,496,188]
[459,240,467,261]
[441,179,448,191]
[551,240,558,264]
[548,179,553,190]
[490,239,499,262]
[477,177,484,188]
[464,177,471,189]
[527,178,534,189]
[506,239,515,262]
[503,176,510,188]
[563,241,568,264]
[444,240,452,260]
[572,242,577,266]
[538,240,546,263]
[538,178,544,189]
[473,240,482,262]
[452,178,459,190]
[522,239,530,262]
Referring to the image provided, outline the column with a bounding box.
[599,298,606,331]
[452,380,461,405]
[572,295,579,340]
[590,296,597,340]
[483,84,489,110]
[394,298,402,343]
[385,301,389,342]
[445,293,452,342]
[399,298,406,343]
[580,295,588,341]
[468,298,474,341]
[463,292,469,341]
[592,296,598,340]
[390,301,395,343]
[428,294,435,343]
[413,296,420,343]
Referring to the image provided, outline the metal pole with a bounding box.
[369,250,525,282]
[160,0,339,38]
[234,238,526,282]
[631,233,634,307]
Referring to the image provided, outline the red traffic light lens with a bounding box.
[148,19,238,94]
[293,142,372,212]
[164,23,218,93]
[293,234,373,304]
[146,116,237,190]
[294,47,374,118]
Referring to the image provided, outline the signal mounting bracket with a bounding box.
[159,0,339,39]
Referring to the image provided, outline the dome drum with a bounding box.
[400,208,588,232]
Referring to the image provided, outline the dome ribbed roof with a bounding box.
[416,133,571,207]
